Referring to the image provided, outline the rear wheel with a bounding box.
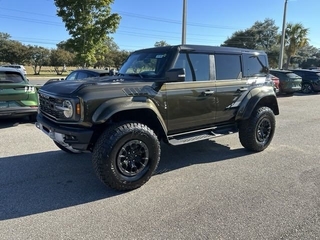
[301,83,313,94]
[239,107,275,152]
[92,122,161,191]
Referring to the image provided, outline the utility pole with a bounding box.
[278,0,288,69]
[181,0,187,45]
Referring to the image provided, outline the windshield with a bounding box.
[119,51,170,78]
[0,71,24,83]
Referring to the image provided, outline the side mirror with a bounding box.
[165,68,185,82]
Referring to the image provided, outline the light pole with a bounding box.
[181,0,187,45]
[278,0,288,69]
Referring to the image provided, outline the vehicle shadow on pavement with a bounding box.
[0,118,35,129]
[155,140,252,176]
[0,140,252,221]
[0,151,120,220]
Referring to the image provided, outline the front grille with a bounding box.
[39,93,66,120]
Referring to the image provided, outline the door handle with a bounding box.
[202,90,215,96]
[236,88,248,92]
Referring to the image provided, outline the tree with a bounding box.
[95,37,119,68]
[0,33,29,64]
[113,50,130,69]
[154,41,170,47]
[284,23,309,69]
[222,19,279,52]
[222,29,258,49]
[250,18,279,52]
[54,0,121,67]
[50,48,75,74]
[28,46,50,75]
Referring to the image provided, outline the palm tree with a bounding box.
[284,23,309,69]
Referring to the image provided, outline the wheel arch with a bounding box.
[91,97,168,143]
[236,88,279,121]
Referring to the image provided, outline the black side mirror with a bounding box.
[165,68,185,82]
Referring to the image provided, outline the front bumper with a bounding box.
[35,114,93,151]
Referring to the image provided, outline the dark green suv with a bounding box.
[35,45,279,191]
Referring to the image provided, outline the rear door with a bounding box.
[214,52,269,123]
[213,53,248,123]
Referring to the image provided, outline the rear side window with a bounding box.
[243,54,268,77]
[0,71,24,83]
[215,54,242,80]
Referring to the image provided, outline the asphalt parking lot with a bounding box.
[1,93,320,239]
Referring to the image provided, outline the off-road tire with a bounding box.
[54,141,82,154]
[238,106,275,152]
[92,122,161,191]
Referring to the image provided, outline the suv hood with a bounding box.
[40,75,156,96]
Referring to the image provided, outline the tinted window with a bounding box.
[215,54,241,80]
[189,54,209,81]
[77,72,93,79]
[173,53,210,81]
[65,71,78,80]
[243,54,268,77]
[173,53,192,81]
[0,71,24,83]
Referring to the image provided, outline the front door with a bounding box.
[165,53,216,133]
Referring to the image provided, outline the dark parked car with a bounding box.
[0,67,38,119]
[269,69,302,95]
[46,69,110,84]
[291,69,320,94]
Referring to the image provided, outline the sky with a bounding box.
[0,0,319,51]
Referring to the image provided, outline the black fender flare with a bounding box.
[92,96,168,134]
[235,87,279,121]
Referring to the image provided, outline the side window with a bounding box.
[173,53,210,81]
[173,53,192,81]
[189,54,210,81]
[243,54,268,77]
[65,71,78,80]
[215,54,241,80]
[77,72,91,80]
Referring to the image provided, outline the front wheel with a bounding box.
[238,107,275,152]
[301,83,313,94]
[92,122,161,191]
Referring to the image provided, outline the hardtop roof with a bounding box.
[134,44,267,55]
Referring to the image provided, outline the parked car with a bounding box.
[36,44,279,191]
[291,69,320,94]
[2,64,27,75]
[45,69,110,84]
[270,74,280,94]
[0,67,38,120]
[269,69,302,95]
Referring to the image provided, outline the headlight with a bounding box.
[56,100,73,118]
[62,100,73,118]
